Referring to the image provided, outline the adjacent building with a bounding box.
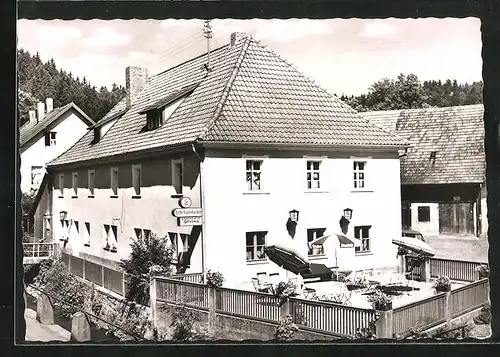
[33,34,407,291]
[20,99,95,194]
[364,104,486,238]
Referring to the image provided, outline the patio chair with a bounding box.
[303,287,318,300]
[251,277,273,294]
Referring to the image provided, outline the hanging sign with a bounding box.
[178,216,203,226]
[172,208,202,218]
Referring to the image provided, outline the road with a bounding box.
[24,308,70,342]
[426,235,488,262]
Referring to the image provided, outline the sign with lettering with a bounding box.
[179,196,192,208]
[172,208,202,217]
[178,216,203,226]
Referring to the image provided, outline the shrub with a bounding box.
[433,275,451,292]
[205,270,224,288]
[404,326,429,339]
[355,320,377,339]
[119,232,174,305]
[275,314,299,341]
[169,305,209,341]
[274,281,298,306]
[367,290,392,311]
[397,246,409,257]
[473,302,491,325]
[475,265,489,278]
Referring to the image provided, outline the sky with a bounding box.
[17,18,482,96]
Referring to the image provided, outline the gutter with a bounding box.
[191,143,206,277]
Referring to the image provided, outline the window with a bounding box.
[110,167,119,196]
[31,166,44,187]
[354,226,371,253]
[246,160,262,191]
[418,206,431,222]
[132,165,142,196]
[60,219,70,240]
[45,131,57,146]
[307,228,326,256]
[103,224,110,249]
[134,228,151,240]
[246,231,267,262]
[134,228,143,240]
[168,232,179,262]
[429,151,437,165]
[88,170,95,196]
[172,160,183,194]
[72,172,78,197]
[353,161,366,189]
[144,229,151,240]
[73,221,79,240]
[103,224,117,252]
[146,110,163,130]
[306,161,321,189]
[43,216,51,239]
[58,173,64,196]
[180,233,190,252]
[84,222,91,246]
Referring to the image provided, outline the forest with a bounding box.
[18,49,127,127]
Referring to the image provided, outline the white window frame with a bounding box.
[246,231,267,262]
[88,169,95,197]
[60,219,70,241]
[31,166,44,187]
[132,164,142,197]
[245,159,263,192]
[110,167,119,197]
[146,110,163,130]
[306,160,322,190]
[72,172,78,197]
[354,225,372,254]
[307,228,326,256]
[58,173,64,197]
[172,159,184,195]
[353,160,367,190]
[49,131,57,146]
[84,222,91,246]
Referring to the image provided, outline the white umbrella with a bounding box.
[392,236,436,257]
[309,233,362,248]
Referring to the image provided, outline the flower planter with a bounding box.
[479,273,489,279]
[435,286,451,293]
[374,302,392,311]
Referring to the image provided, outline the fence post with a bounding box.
[421,259,431,282]
[375,309,393,339]
[208,287,216,335]
[150,278,157,329]
[71,312,91,341]
[399,255,406,274]
[444,291,452,329]
[36,294,54,325]
[279,298,290,320]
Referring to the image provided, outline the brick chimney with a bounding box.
[125,66,149,109]
[230,32,248,47]
[37,102,45,122]
[46,98,54,113]
[28,110,36,124]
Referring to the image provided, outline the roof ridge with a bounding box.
[198,37,252,140]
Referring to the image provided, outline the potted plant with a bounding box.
[204,270,224,288]
[433,275,451,293]
[475,265,489,279]
[367,290,392,311]
[396,246,409,257]
[274,281,298,306]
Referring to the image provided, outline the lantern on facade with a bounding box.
[343,208,353,221]
[59,210,68,220]
[289,209,300,223]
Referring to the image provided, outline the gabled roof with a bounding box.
[20,102,95,149]
[363,104,485,185]
[48,37,406,167]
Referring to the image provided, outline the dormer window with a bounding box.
[92,128,101,143]
[430,151,437,164]
[146,109,163,130]
[45,132,56,146]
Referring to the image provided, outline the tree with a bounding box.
[119,233,174,305]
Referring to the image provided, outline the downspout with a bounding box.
[192,143,206,277]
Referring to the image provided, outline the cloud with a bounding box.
[84,26,131,48]
[37,25,82,44]
[360,20,397,38]
[253,19,334,42]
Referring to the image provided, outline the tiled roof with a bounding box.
[48,37,406,167]
[363,105,485,185]
[20,102,95,149]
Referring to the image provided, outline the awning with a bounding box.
[392,236,436,257]
[309,233,361,248]
[264,244,311,276]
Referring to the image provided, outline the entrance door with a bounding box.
[439,202,475,235]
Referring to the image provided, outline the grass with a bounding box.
[425,236,488,263]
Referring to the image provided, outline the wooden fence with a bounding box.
[430,258,486,282]
[392,293,447,337]
[216,287,280,322]
[450,278,490,318]
[23,243,55,259]
[289,297,377,337]
[171,273,204,284]
[156,277,210,310]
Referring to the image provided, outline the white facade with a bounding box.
[410,203,440,237]
[201,148,402,288]
[21,111,90,193]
